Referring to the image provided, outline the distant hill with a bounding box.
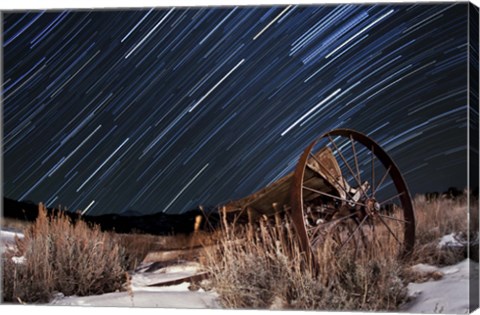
[2,197,223,235]
[120,208,144,216]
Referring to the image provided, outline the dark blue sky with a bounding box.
[2,3,472,215]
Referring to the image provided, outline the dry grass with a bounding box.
[2,193,475,307]
[414,195,469,244]
[2,203,127,303]
[409,194,473,266]
[203,194,477,311]
[203,214,407,311]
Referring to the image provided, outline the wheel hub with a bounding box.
[364,198,380,216]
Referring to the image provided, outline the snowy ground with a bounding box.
[49,261,220,309]
[0,229,24,252]
[1,229,478,313]
[2,229,220,309]
[47,258,478,312]
[402,259,478,314]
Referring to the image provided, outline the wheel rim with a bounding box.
[290,128,415,259]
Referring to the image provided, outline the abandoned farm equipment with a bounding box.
[221,128,415,260]
[2,128,415,268]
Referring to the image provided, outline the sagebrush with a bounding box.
[410,194,474,266]
[2,203,127,303]
[203,194,476,310]
[203,213,407,311]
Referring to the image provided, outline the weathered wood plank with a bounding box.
[223,147,342,216]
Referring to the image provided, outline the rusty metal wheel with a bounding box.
[290,128,415,260]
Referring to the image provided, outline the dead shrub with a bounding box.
[414,196,468,244]
[2,203,127,303]
[203,215,407,311]
[410,242,465,267]
[410,195,471,266]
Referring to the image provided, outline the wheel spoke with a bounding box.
[338,215,369,251]
[328,135,368,199]
[303,185,366,207]
[371,217,377,243]
[354,217,370,250]
[377,215,402,245]
[377,213,410,224]
[372,165,391,196]
[379,191,405,205]
[309,212,357,239]
[295,130,415,258]
[323,212,357,226]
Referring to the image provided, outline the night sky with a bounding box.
[2,3,471,215]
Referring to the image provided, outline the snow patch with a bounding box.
[50,287,220,308]
[409,263,440,274]
[12,256,26,264]
[438,233,464,249]
[158,262,201,274]
[50,259,218,308]
[1,230,24,244]
[131,270,202,288]
[402,259,476,314]
[1,229,24,253]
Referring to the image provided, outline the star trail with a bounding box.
[2,3,471,215]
